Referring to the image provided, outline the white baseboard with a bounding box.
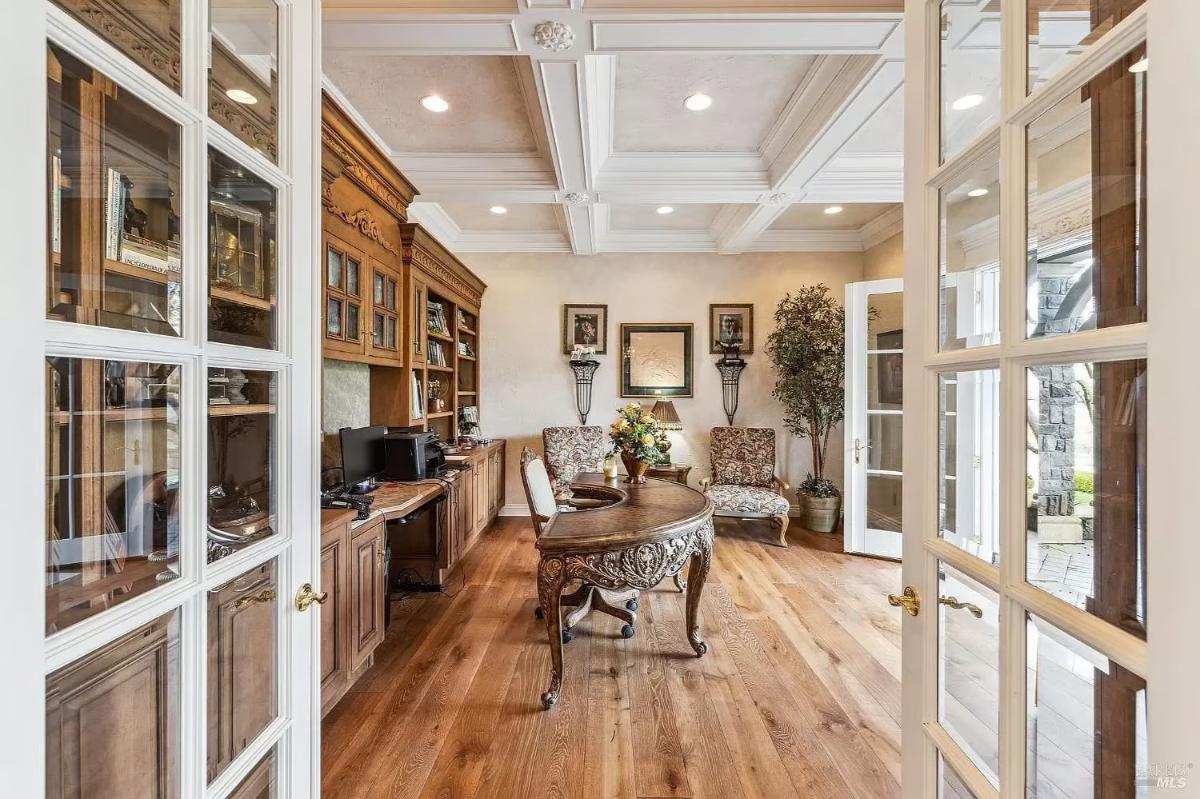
[499,504,530,517]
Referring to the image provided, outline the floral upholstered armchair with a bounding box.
[700,427,792,547]
[542,426,607,498]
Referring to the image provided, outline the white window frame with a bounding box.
[901,0,1198,797]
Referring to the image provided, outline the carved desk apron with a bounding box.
[535,473,715,709]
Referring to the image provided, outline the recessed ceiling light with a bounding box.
[420,95,450,113]
[967,188,989,198]
[489,205,507,215]
[683,93,713,112]
[1128,56,1148,74]
[225,88,258,105]
[951,93,984,111]
[656,206,675,215]
[824,205,844,215]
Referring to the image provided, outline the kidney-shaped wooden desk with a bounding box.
[535,473,715,709]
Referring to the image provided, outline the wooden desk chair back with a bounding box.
[519,446,557,536]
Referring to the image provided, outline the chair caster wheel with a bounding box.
[562,628,573,644]
[541,692,557,710]
[621,624,635,639]
[534,606,544,620]
[625,599,638,612]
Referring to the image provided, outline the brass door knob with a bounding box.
[295,583,328,612]
[888,586,921,616]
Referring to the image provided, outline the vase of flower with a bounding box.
[609,403,668,485]
[620,452,651,484]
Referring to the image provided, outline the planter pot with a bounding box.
[799,492,841,533]
[620,453,650,484]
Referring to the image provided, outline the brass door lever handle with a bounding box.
[887,586,920,616]
[295,583,329,611]
[234,589,276,610]
[938,595,983,618]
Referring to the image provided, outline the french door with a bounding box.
[845,278,905,559]
[901,0,1200,796]
[0,0,322,796]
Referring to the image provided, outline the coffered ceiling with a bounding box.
[322,0,907,255]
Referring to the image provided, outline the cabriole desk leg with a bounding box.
[538,555,567,709]
[685,518,714,657]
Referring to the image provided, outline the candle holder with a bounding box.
[715,342,747,426]
[569,358,600,424]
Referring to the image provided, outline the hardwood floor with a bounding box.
[321,516,905,799]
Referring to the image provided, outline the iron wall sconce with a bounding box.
[569,357,600,424]
[715,343,747,425]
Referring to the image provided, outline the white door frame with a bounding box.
[0,1,323,795]
[845,277,904,559]
[903,0,1200,797]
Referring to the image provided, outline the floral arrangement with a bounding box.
[609,403,668,463]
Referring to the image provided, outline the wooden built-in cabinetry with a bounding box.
[319,511,387,716]
[320,93,488,444]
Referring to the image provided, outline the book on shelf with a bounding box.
[427,339,448,367]
[51,155,62,253]
[119,234,182,274]
[104,167,125,261]
[411,371,424,419]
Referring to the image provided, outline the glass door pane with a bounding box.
[45,357,181,634]
[208,0,279,162]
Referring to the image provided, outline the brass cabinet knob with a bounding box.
[887,586,921,616]
[938,595,983,618]
[295,582,329,612]
[234,589,276,611]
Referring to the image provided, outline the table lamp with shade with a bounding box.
[651,400,683,463]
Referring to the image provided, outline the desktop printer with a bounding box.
[382,430,446,482]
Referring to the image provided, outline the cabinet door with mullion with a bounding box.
[322,233,366,359]
[367,259,401,364]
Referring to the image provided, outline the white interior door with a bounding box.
[899,0,1197,797]
[845,278,904,559]
[0,0,323,795]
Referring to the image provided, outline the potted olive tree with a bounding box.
[766,285,846,533]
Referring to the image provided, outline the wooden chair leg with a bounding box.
[773,513,790,547]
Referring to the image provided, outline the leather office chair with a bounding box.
[520,446,637,641]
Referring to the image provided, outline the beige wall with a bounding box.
[460,250,869,511]
[863,232,904,280]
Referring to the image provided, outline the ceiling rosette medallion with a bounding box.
[533,20,576,53]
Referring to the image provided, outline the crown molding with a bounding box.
[747,228,866,252]
[859,204,904,249]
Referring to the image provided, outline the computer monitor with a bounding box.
[339,425,387,492]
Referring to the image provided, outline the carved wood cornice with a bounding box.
[64,0,181,91]
[398,224,487,309]
[321,94,417,223]
[321,187,400,256]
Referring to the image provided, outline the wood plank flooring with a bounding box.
[322,516,905,799]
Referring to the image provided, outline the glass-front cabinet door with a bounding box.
[28,0,321,796]
[900,1,1194,797]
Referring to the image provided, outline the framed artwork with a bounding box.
[709,303,754,353]
[620,323,694,398]
[562,303,608,354]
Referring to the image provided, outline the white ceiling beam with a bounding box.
[713,201,791,254]
[563,202,599,255]
[322,15,521,55]
[590,16,900,54]
[407,201,463,247]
